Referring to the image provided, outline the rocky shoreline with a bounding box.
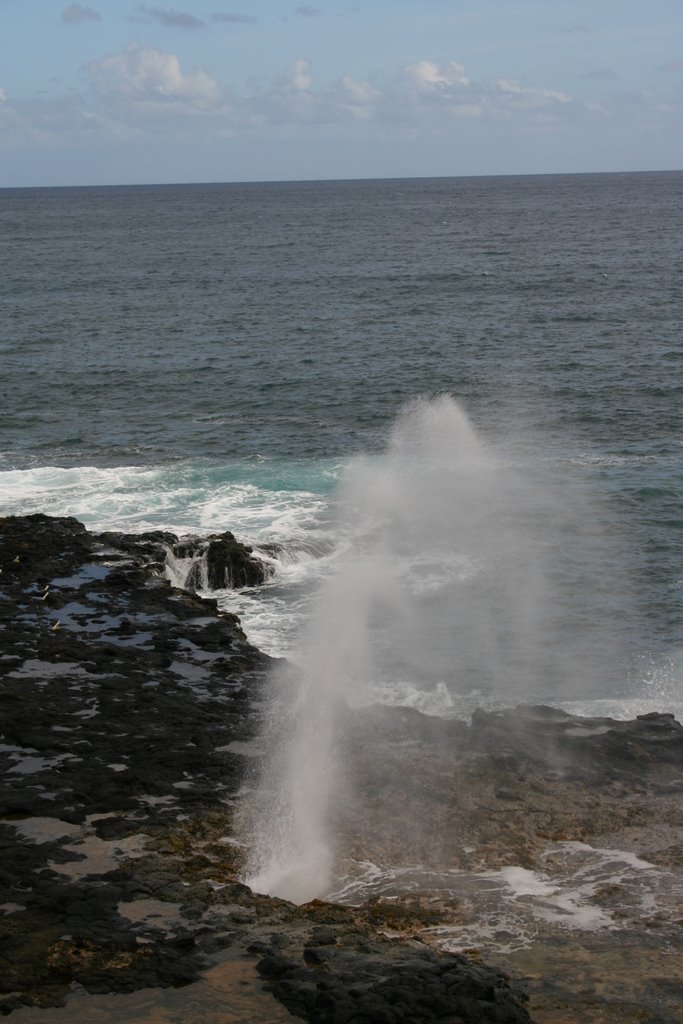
[1,515,681,1023]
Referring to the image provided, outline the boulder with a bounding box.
[172,531,271,590]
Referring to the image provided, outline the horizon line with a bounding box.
[1,167,681,192]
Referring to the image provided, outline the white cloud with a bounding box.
[2,45,681,172]
[62,4,101,23]
[87,43,220,103]
[391,62,574,127]
[0,45,622,146]
[582,99,609,115]
[405,60,469,92]
[245,60,317,125]
[287,59,313,93]
[495,79,571,111]
[334,75,382,120]
[338,75,381,105]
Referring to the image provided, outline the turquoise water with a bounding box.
[1,172,681,713]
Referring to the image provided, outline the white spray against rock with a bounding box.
[244,396,625,903]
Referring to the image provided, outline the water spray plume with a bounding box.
[244,395,625,903]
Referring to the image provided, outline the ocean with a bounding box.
[1,171,681,721]
[2,174,683,1013]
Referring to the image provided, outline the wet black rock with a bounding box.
[2,515,681,1023]
[257,944,532,1024]
[96,529,179,567]
[0,514,274,1011]
[205,532,270,589]
[468,704,683,784]
[170,531,272,590]
[0,513,92,582]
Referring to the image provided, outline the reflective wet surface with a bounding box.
[9,959,297,1023]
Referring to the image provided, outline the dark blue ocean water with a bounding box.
[1,172,681,711]
[1,172,681,466]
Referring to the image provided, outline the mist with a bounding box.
[243,395,628,904]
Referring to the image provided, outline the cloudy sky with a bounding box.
[1,0,681,186]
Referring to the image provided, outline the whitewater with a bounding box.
[2,389,681,712]
[1,413,679,723]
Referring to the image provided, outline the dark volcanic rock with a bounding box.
[0,514,533,1023]
[1,515,681,1023]
[0,513,91,582]
[0,514,273,1012]
[257,942,532,1023]
[171,531,271,591]
[468,704,683,783]
[205,532,270,590]
[96,529,179,566]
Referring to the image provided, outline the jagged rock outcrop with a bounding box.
[257,939,532,1024]
[172,531,270,590]
[1,516,681,1023]
[0,515,531,1022]
[0,513,92,581]
[467,703,683,780]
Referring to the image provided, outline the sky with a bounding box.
[1,0,681,186]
